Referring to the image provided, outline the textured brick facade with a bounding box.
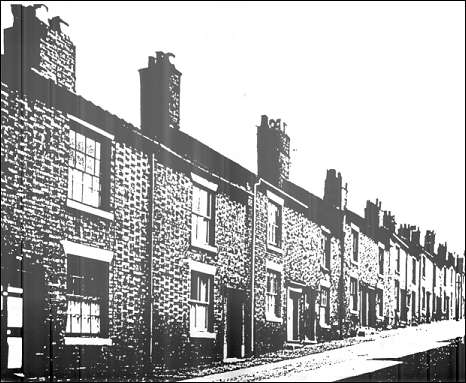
[1,4,465,381]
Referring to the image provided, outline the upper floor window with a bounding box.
[443,267,447,286]
[321,235,331,270]
[378,248,384,275]
[412,258,417,284]
[451,269,453,285]
[68,130,103,208]
[66,255,108,337]
[350,277,358,311]
[191,184,215,247]
[190,271,213,333]
[267,199,282,248]
[352,229,359,262]
[396,247,401,273]
[422,256,426,278]
[266,269,281,319]
[395,279,400,311]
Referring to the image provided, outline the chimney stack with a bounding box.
[139,51,181,142]
[365,199,383,238]
[324,169,347,210]
[383,210,397,233]
[257,115,290,188]
[2,4,76,91]
[424,230,436,254]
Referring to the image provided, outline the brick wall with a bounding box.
[1,83,151,379]
[150,163,253,368]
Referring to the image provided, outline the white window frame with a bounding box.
[350,277,358,314]
[266,191,284,253]
[191,174,218,253]
[265,268,282,323]
[66,114,114,221]
[188,260,216,339]
[61,240,112,346]
[351,225,359,264]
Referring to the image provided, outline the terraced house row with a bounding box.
[1,4,465,381]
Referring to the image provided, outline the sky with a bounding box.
[1,1,465,254]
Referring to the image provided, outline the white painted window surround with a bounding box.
[61,240,113,263]
[61,240,112,346]
[187,260,217,339]
[64,337,112,346]
[66,198,114,221]
[191,173,218,192]
[68,114,115,140]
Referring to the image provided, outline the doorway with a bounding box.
[225,289,245,359]
[287,286,302,342]
[1,252,24,377]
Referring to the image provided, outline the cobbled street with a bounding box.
[181,320,465,382]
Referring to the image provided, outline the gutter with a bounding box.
[148,152,155,361]
[250,178,261,355]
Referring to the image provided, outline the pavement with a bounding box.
[183,319,465,382]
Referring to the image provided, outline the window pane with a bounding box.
[85,155,94,174]
[86,137,95,157]
[94,159,100,176]
[76,133,85,152]
[95,142,101,159]
[67,168,73,199]
[7,296,23,328]
[81,301,91,334]
[69,147,75,166]
[76,152,85,171]
[69,130,75,148]
[72,170,83,202]
[82,173,93,205]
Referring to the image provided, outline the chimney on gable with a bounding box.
[365,199,383,238]
[139,51,181,141]
[257,115,290,188]
[323,169,347,210]
[424,230,436,254]
[2,4,76,91]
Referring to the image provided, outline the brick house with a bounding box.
[1,4,465,381]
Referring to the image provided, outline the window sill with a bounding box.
[319,322,331,329]
[351,260,359,267]
[64,337,112,346]
[191,242,218,254]
[265,314,283,323]
[189,330,216,339]
[350,309,359,315]
[67,199,114,221]
[267,243,284,255]
[378,273,384,278]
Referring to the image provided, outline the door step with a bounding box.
[357,326,377,336]
[284,342,304,350]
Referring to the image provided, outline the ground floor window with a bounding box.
[266,269,281,318]
[320,287,330,325]
[190,271,213,333]
[350,277,358,311]
[66,254,108,337]
[376,288,383,317]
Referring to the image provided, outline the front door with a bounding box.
[287,287,302,341]
[303,289,316,342]
[226,289,245,359]
[368,289,376,327]
[360,288,368,326]
[1,250,24,378]
[426,292,431,321]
